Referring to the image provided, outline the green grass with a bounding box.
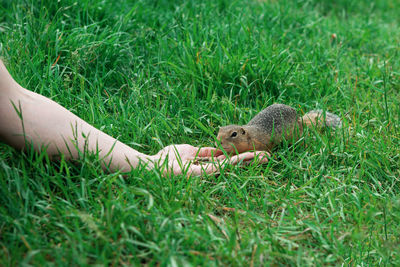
[1,0,400,265]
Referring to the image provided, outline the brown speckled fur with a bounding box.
[217,104,341,154]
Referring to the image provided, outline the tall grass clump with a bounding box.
[1,0,399,265]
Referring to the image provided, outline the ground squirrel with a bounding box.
[216,104,342,154]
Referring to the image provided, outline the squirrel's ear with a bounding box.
[241,127,246,135]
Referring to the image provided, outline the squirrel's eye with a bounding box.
[231,132,237,137]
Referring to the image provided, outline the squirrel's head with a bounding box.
[216,125,250,154]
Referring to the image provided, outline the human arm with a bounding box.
[0,60,268,175]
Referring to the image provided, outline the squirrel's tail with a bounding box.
[301,110,342,129]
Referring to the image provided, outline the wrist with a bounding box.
[138,154,157,171]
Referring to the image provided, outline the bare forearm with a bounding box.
[0,63,152,172]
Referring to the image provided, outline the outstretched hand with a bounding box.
[152,144,269,176]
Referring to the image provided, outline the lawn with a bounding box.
[1,0,400,265]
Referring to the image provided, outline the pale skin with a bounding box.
[0,59,269,176]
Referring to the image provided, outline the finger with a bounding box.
[160,157,224,177]
[229,151,270,165]
[197,147,224,157]
[241,152,270,166]
[201,151,269,164]
[195,151,269,170]
[188,163,221,176]
[216,154,227,161]
[213,149,224,157]
[251,151,270,163]
[257,151,270,163]
[229,152,253,165]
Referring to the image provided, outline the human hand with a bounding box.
[151,144,269,176]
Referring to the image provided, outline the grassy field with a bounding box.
[1,0,400,265]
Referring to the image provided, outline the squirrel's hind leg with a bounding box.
[302,110,342,129]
